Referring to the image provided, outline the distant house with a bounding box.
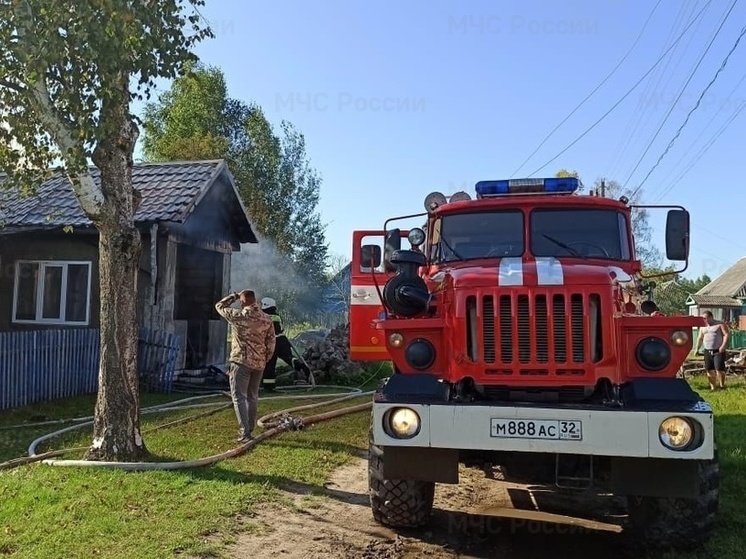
[0,159,257,371]
[319,262,351,325]
[687,256,746,327]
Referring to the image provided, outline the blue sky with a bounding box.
[133,0,746,281]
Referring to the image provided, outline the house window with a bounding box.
[12,261,92,325]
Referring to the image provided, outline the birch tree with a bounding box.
[0,0,212,461]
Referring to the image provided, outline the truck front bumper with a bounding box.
[372,400,715,461]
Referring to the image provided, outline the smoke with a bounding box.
[230,234,321,321]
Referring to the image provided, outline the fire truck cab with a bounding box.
[350,177,717,550]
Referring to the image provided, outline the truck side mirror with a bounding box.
[665,209,689,261]
[384,228,401,272]
[360,244,382,270]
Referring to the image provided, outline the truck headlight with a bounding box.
[659,416,694,450]
[408,227,426,247]
[386,407,421,438]
[636,336,671,371]
[405,338,435,370]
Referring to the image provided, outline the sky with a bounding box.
[132,0,746,281]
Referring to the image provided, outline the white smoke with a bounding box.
[230,234,313,315]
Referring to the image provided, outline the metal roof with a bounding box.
[0,159,257,243]
[693,256,746,302]
[687,294,742,307]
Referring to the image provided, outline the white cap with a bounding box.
[261,297,276,310]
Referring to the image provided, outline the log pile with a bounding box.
[298,323,364,380]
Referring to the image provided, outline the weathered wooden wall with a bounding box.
[0,175,246,372]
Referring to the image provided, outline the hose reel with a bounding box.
[383,249,431,317]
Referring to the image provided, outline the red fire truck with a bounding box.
[349,177,717,550]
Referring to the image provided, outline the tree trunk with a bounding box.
[84,78,147,462]
[85,222,146,461]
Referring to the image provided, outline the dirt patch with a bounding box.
[225,453,633,559]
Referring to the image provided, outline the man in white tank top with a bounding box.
[695,311,730,390]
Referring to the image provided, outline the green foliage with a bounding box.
[555,168,581,182]
[0,1,214,460]
[0,0,213,189]
[142,61,232,161]
[140,63,329,318]
[644,265,712,315]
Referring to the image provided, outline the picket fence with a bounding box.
[0,327,181,411]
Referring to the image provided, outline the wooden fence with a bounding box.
[138,328,181,393]
[0,328,181,411]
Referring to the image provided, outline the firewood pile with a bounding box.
[726,349,746,374]
[680,348,746,377]
[296,323,364,380]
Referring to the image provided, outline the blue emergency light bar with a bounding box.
[475,177,580,198]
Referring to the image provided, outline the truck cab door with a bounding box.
[349,229,403,361]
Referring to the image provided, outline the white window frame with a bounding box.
[12,260,93,326]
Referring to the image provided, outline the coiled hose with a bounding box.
[1,382,377,472]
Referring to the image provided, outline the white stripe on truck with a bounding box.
[350,285,383,306]
[535,256,564,285]
[498,257,523,286]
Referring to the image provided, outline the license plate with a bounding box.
[490,418,582,441]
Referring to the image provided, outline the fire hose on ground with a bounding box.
[0,381,379,472]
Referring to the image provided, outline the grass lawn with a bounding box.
[0,373,745,558]
[681,374,746,559]
[0,384,376,559]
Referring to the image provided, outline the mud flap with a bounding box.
[611,457,700,498]
[381,446,459,484]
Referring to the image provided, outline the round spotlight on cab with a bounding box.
[671,330,689,346]
[659,416,695,450]
[636,336,671,371]
[449,191,472,203]
[405,338,436,370]
[424,191,447,212]
[386,407,421,439]
[408,227,426,247]
[388,333,404,348]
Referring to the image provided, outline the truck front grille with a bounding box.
[467,292,601,376]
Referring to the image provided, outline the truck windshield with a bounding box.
[438,210,524,261]
[530,208,631,260]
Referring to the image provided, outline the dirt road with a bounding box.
[226,452,637,559]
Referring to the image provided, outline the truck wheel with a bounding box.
[626,453,719,550]
[368,431,435,528]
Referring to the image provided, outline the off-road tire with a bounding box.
[368,430,435,528]
[626,452,719,550]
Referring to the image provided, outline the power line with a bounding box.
[606,0,703,177]
[630,22,746,199]
[651,70,746,196]
[653,94,746,201]
[623,0,739,188]
[508,0,663,178]
[524,0,712,178]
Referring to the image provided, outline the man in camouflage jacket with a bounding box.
[215,289,276,442]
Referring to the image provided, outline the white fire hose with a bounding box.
[0,383,377,471]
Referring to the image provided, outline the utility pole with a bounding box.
[600,180,606,197]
